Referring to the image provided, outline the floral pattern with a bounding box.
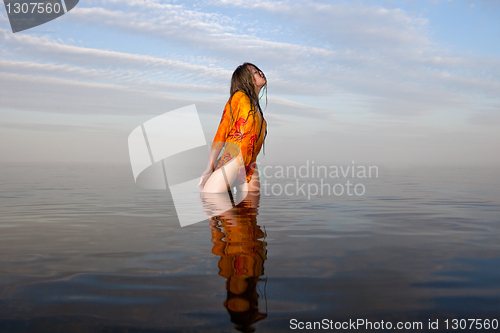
[211,91,267,183]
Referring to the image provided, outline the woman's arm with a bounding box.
[197,148,222,189]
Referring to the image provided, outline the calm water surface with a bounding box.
[0,163,499,332]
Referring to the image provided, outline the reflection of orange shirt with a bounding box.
[208,195,267,325]
[211,220,267,281]
[211,91,267,183]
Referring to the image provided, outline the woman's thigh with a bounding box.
[202,168,228,193]
[235,170,260,193]
[202,157,240,193]
[247,168,260,192]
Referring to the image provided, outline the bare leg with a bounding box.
[237,167,260,193]
[202,156,240,193]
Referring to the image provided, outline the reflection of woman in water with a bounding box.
[208,194,267,332]
[198,63,267,193]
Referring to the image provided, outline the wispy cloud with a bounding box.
[43,0,498,118]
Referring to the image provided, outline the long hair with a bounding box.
[228,63,268,154]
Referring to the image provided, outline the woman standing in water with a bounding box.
[198,63,267,193]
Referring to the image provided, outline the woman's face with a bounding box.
[249,66,266,89]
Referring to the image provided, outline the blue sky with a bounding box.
[0,0,499,167]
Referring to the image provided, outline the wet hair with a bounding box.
[224,277,267,333]
[228,62,268,155]
[230,62,267,112]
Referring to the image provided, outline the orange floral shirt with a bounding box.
[211,91,267,183]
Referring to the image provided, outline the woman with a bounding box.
[198,63,267,193]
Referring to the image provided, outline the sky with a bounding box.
[0,0,499,168]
